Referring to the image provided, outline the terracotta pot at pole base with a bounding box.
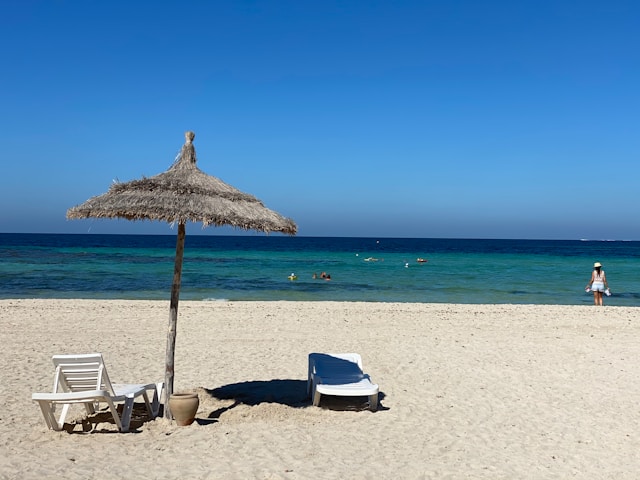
[169,392,199,426]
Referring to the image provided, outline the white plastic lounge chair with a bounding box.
[32,353,161,432]
[308,353,379,411]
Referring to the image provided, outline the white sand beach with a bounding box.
[1,299,639,479]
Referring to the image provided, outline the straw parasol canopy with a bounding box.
[67,131,297,419]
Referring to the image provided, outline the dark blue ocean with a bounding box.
[1,233,639,306]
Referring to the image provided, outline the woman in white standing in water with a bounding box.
[586,262,609,306]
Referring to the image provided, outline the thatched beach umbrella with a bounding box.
[67,131,297,419]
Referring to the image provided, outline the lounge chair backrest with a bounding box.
[52,353,115,395]
[309,353,365,380]
[323,353,363,369]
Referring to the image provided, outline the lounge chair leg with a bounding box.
[152,382,163,417]
[369,393,378,412]
[37,401,61,430]
[58,403,72,428]
[103,398,124,432]
[141,391,154,419]
[83,401,96,415]
[119,396,135,432]
[313,390,322,407]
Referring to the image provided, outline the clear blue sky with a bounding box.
[1,0,638,239]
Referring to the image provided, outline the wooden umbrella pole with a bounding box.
[164,222,186,419]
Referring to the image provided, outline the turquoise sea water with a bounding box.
[1,233,639,306]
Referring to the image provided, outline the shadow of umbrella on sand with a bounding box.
[66,131,297,419]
